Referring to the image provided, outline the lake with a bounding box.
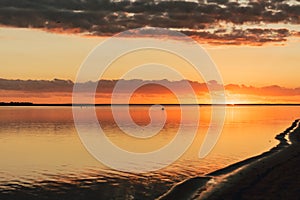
[0,106,299,199]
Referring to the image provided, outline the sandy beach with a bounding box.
[159,119,300,200]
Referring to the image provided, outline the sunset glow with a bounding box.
[1,0,300,104]
[0,27,299,104]
[1,1,300,199]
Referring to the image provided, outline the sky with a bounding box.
[0,0,300,103]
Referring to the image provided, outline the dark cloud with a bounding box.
[182,27,291,45]
[0,78,299,97]
[0,78,74,92]
[0,78,208,95]
[0,0,299,45]
[225,84,300,96]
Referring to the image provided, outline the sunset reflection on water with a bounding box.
[0,105,299,199]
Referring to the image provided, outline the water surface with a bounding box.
[0,106,299,199]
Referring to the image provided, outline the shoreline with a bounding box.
[1,103,300,107]
[158,119,300,200]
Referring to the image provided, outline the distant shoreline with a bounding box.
[1,103,300,107]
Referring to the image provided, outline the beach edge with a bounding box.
[157,119,300,200]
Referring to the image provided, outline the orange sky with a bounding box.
[0,27,300,104]
[1,27,300,87]
[1,79,300,104]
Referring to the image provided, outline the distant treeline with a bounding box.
[0,102,34,106]
[1,102,300,107]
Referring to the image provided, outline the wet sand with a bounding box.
[158,119,300,200]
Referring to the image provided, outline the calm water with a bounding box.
[0,106,299,199]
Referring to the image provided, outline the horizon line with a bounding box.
[1,102,300,107]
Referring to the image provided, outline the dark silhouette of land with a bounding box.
[0,101,34,106]
[159,119,300,200]
[1,102,300,107]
